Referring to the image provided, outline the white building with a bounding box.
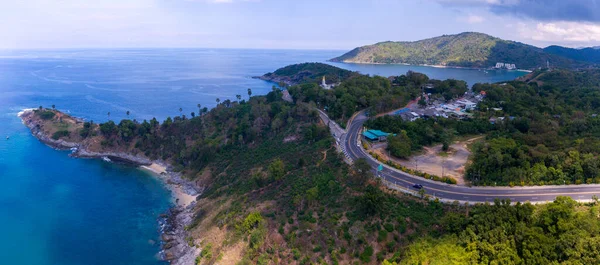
[456,99,476,110]
[495,62,517,70]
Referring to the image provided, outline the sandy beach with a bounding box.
[140,163,197,207]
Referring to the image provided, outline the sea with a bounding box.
[0,48,526,265]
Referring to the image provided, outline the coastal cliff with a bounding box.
[19,108,200,265]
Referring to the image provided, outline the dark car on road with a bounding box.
[412,184,423,189]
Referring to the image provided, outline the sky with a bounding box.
[1,0,600,50]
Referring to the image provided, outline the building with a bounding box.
[362,129,391,142]
[320,76,333,90]
[393,108,410,115]
[398,111,420,121]
[456,99,476,110]
[495,62,517,70]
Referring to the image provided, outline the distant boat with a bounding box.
[102,156,111,162]
[5,136,9,140]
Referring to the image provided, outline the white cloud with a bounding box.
[466,15,485,23]
[518,21,600,46]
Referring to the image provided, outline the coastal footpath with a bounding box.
[19,109,200,265]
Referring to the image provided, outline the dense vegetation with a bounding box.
[544,45,600,64]
[393,197,600,265]
[367,69,600,186]
[34,64,600,264]
[63,87,465,264]
[330,32,585,69]
[257,62,359,85]
[288,70,467,125]
[365,116,492,158]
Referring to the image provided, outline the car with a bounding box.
[412,184,423,189]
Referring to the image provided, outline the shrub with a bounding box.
[241,212,264,233]
[384,223,394,232]
[52,130,70,140]
[360,245,374,263]
[38,110,55,120]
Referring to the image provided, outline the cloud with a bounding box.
[436,0,600,22]
[466,15,485,23]
[190,0,260,3]
[517,21,600,46]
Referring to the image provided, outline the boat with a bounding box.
[5,136,9,140]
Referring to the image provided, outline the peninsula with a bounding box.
[20,63,600,264]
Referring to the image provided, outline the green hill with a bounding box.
[255,62,358,85]
[544,45,600,64]
[331,32,586,70]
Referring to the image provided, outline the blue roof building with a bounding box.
[362,129,391,142]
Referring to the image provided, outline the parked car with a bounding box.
[412,184,423,189]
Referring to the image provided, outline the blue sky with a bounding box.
[2,0,600,49]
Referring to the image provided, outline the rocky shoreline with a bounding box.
[252,74,299,86]
[19,109,200,264]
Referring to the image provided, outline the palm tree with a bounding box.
[179,107,183,117]
[107,112,111,120]
[216,98,220,104]
[191,112,195,118]
[126,110,130,118]
[247,88,252,99]
[236,94,241,101]
[52,104,55,110]
[197,103,201,115]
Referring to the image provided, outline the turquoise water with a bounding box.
[0,49,526,264]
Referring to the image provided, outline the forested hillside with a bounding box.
[544,45,600,64]
[287,70,467,126]
[255,62,359,86]
[330,32,585,70]
[365,69,600,186]
[30,64,600,264]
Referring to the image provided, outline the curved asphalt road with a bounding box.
[342,112,600,203]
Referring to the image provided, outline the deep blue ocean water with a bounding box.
[0,49,526,264]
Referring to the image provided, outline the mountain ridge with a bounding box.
[331,32,590,70]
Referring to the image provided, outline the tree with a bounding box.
[247,88,252,99]
[387,131,412,159]
[179,107,183,117]
[352,158,372,185]
[107,112,111,120]
[268,159,285,181]
[197,103,201,115]
[236,94,242,101]
[418,98,427,107]
[190,112,195,118]
[126,110,130,118]
[216,98,220,105]
[306,187,319,207]
[418,187,426,198]
[359,185,384,215]
[52,104,56,110]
